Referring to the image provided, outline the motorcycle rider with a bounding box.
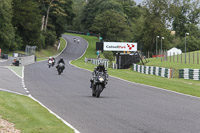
[90,62,108,88]
[56,57,65,69]
[48,57,55,66]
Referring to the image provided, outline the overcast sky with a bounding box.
[135,0,143,5]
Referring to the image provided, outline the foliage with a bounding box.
[12,0,42,49]
[103,51,114,61]
[91,10,132,42]
[43,30,57,47]
[0,0,74,52]
[70,33,200,98]
[0,0,15,52]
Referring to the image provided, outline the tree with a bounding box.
[37,0,74,33]
[81,0,123,30]
[12,0,43,49]
[0,0,15,51]
[133,0,171,52]
[91,10,132,42]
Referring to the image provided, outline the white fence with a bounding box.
[85,58,109,68]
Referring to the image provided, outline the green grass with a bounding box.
[0,91,74,133]
[8,38,66,62]
[144,51,200,78]
[68,33,200,98]
[7,66,23,78]
[36,38,67,61]
[1,37,73,132]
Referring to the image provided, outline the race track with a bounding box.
[24,34,200,133]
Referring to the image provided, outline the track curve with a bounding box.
[25,35,200,133]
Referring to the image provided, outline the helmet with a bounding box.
[60,57,63,60]
[99,62,104,67]
[49,57,52,59]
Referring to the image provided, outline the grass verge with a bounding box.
[7,66,23,78]
[67,33,200,98]
[0,91,74,133]
[36,37,66,61]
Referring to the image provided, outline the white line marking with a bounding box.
[0,60,7,63]
[28,94,81,133]
[22,61,80,133]
[65,36,200,101]
[37,36,68,63]
[6,66,22,79]
[0,88,25,96]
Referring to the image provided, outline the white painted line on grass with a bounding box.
[28,94,81,133]
[22,65,81,133]
[0,60,7,63]
[6,66,22,79]
[0,88,25,96]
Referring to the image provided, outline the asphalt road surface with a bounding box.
[0,66,26,94]
[25,34,200,133]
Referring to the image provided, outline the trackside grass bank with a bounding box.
[0,37,73,132]
[67,33,200,98]
[36,37,67,61]
[0,91,74,133]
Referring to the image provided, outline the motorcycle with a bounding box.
[91,71,108,98]
[57,63,65,75]
[48,60,53,68]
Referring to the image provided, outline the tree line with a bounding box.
[1,0,200,54]
[70,0,200,53]
[0,0,74,52]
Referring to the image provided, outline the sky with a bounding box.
[135,0,143,5]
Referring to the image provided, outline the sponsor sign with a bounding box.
[104,42,137,51]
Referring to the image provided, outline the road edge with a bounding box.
[63,35,200,101]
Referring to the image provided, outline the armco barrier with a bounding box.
[179,69,200,80]
[133,64,173,78]
[85,58,109,68]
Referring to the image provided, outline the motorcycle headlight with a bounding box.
[99,77,104,82]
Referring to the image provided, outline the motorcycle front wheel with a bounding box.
[96,84,103,98]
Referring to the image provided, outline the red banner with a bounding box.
[152,55,164,58]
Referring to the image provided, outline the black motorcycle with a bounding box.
[57,63,65,75]
[91,71,108,98]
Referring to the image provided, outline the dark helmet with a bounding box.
[99,62,104,67]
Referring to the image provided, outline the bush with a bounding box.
[103,51,114,61]
[44,30,57,47]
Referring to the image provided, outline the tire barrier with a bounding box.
[85,58,109,68]
[133,64,173,78]
[179,69,200,80]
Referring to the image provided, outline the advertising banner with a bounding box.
[104,42,137,51]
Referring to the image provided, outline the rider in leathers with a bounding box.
[56,57,65,70]
[90,63,108,88]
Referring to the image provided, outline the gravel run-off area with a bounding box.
[0,116,21,133]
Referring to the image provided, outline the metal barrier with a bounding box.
[133,64,173,78]
[85,58,109,68]
[25,45,37,56]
